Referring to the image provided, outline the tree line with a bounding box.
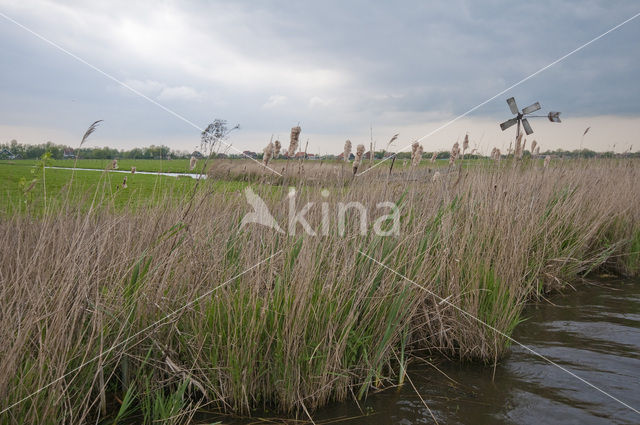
[0,140,196,160]
[1,139,637,160]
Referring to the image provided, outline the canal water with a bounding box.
[45,166,204,179]
[211,277,640,424]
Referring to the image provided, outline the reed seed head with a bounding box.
[287,126,301,157]
[450,142,460,165]
[353,144,365,174]
[411,143,423,167]
[263,142,274,166]
[343,140,352,162]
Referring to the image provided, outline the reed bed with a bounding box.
[1,159,639,424]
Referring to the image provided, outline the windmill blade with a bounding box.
[500,117,518,131]
[506,97,519,115]
[522,102,541,115]
[522,118,534,135]
[548,112,561,123]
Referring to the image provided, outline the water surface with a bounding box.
[310,278,640,425]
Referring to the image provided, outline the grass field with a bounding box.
[0,160,247,214]
[6,156,457,173]
[1,157,639,424]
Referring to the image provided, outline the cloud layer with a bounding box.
[0,0,639,153]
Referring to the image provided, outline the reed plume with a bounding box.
[274,140,281,158]
[462,134,469,153]
[490,147,501,161]
[263,142,274,166]
[411,142,423,167]
[383,134,399,157]
[131,166,136,174]
[287,126,301,157]
[190,156,197,171]
[450,142,460,165]
[353,144,365,174]
[430,151,437,162]
[531,140,537,156]
[544,155,551,168]
[343,140,352,162]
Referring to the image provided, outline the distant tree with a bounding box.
[200,119,239,157]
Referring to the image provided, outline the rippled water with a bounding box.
[311,278,640,425]
[208,278,639,424]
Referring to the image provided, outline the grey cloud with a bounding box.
[0,0,638,151]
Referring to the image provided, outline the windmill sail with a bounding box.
[506,97,519,115]
[500,118,518,131]
[522,102,541,115]
[522,118,533,135]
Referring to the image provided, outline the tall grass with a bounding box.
[0,159,638,423]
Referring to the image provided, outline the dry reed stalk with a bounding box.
[2,157,639,422]
[514,134,523,159]
[343,140,352,162]
[353,144,365,174]
[369,142,374,165]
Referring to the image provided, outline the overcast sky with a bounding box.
[1,0,639,155]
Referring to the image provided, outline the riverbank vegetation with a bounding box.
[1,158,638,424]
